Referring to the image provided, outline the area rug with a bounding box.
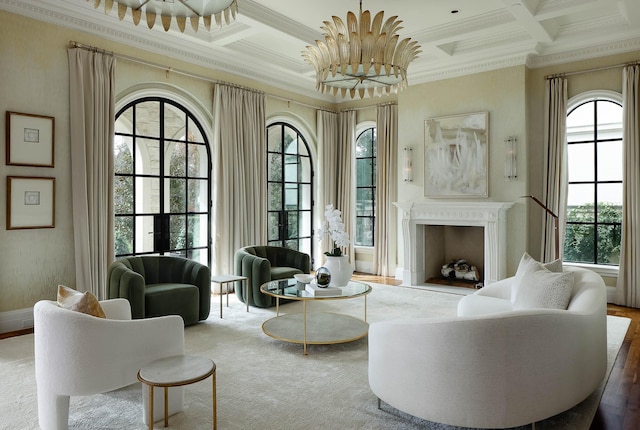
[0,284,630,430]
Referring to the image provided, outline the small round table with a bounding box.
[137,355,216,430]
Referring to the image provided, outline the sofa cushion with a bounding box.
[457,295,514,316]
[511,252,562,302]
[270,267,304,280]
[145,283,199,325]
[513,270,575,310]
[57,285,106,318]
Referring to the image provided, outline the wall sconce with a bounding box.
[504,136,517,181]
[403,147,413,182]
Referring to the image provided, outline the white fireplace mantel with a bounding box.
[394,201,514,286]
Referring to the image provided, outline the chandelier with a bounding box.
[302,1,421,99]
[89,0,238,32]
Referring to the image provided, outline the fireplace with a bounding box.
[394,201,513,286]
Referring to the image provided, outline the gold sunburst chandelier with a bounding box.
[89,0,238,32]
[302,1,421,99]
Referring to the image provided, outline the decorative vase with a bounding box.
[323,255,354,287]
[315,267,331,287]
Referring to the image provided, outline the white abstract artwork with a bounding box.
[424,112,488,197]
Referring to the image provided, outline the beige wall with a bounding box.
[1,9,638,323]
[0,11,323,317]
[525,51,640,265]
[396,66,528,276]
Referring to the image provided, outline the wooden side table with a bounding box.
[212,274,249,317]
[137,355,216,430]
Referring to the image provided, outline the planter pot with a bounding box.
[323,255,354,287]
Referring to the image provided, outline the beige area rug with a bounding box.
[0,284,630,430]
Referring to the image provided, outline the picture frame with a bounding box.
[6,176,55,229]
[6,111,55,167]
[424,111,489,198]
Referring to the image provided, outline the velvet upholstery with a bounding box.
[234,245,311,308]
[107,256,210,325]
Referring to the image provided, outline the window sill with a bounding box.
[563,262,619,278]
[354,246,374,255]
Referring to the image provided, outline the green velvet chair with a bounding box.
[234,246,311,308]
[106,255,211,325]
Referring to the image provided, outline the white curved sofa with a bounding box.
[368,265,607,429]
[34,298,185,430]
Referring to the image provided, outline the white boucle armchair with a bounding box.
[368,266,607,429]
[34,298,185,430]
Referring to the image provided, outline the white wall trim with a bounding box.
[0,308,34,334]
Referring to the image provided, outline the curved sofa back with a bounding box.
[239,246,311,272]
[565,266,607,314]
[115,255,209,285]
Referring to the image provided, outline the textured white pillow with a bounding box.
[513,270,575,310]
[511,252,563,302]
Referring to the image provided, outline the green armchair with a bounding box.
[106,255,211,325]
[234,246,311,308]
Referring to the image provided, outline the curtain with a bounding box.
[337,110,356,261]
[212,84,266,274]
[316,110,339,260]
[617,65,640,307]
[68,48,116,300]
[67,48,116,299]
[373,104,398,276]
[541,77,568,262]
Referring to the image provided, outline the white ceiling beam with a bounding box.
[619,0,640,26]
[503,0,555,43]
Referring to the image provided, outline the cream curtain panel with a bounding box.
[316,110,339,259]
[541,77,568,262]
[373,104,398,276]
[67,48,116,299]
[617,65,640,307]
[212,84,266,274]
[337,110,356,261]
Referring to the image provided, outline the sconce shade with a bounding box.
[504,136,517,181]
[403,147,413,182]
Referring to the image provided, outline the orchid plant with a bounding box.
[317,204,350,257]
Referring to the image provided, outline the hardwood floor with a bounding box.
[2,274,638,428]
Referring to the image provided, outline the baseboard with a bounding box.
[0,307,34,334]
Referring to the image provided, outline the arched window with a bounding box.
[114,97,212,267]
[564,93,623,266]
[266,122,314,256]
[355,127,376,247]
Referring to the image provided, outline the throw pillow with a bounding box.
[57,285,106,318]
[511,252,563,302]
[513,270,575,310]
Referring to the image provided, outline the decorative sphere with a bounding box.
[315,267,331,287]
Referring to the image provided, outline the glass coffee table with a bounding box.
[260,279,372,355]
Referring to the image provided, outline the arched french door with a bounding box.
[113,97,212,267]
[266,122,314,259]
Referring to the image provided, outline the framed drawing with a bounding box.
[6,176,55,229]
[6,111,55,167]
[424,111,489,198]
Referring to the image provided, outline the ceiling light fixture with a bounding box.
[89,0,238,32]
[302,0,421,99]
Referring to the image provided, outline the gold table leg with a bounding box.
[163,386,169,427]
[303,300,307,356]
[212,370,217,430]
[148,384,154,430]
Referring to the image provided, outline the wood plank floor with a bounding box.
[3,274,638,428]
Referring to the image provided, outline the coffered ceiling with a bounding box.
[2,0,640,102]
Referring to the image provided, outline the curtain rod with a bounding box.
[68,40,387,114]
[545,60,640,79]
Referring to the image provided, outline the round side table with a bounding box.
[137,355,216,430]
